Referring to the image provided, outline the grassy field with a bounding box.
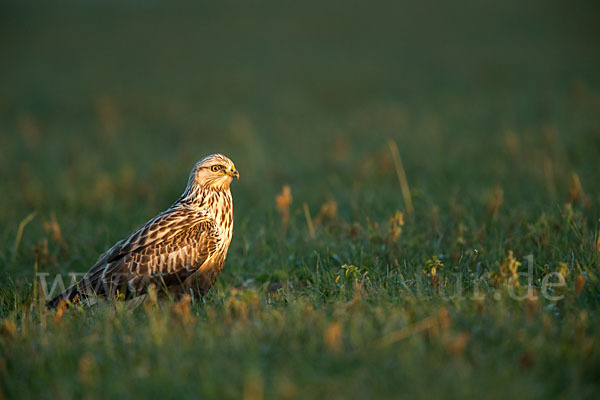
[1,1,599,398]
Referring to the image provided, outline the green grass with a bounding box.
[1,0,600,398]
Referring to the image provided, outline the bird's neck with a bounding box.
[180,184,233,242]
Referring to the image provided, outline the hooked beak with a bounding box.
[228,168,239,179]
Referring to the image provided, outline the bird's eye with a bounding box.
[210,165,221,172]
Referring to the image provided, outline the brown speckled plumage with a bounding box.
[47,154,238,307]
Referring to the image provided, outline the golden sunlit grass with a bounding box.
[2,128,598,398]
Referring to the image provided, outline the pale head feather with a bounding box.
[186,154,239,192]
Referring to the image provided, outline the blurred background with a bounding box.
[1,2,600,398]
[0,0,599,274]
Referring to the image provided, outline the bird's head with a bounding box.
[188,154,239,190]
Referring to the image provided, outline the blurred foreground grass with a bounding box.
[1,0,599,398]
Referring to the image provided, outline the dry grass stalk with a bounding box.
[568,173,590,208]
[275,185,293,226]
[12,212,36,261]
[387,139,414,216]
[42,212,67,255]
[314,199,338,225]
[302,203,315,239]
[499,250,521,286]
[379,308,451,346]
[388,211,404,241]
[575,274,586,297]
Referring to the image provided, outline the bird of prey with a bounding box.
[47,154,239,308]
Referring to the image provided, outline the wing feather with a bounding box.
[77,212,221,297]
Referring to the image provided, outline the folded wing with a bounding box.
[47,211,221,306]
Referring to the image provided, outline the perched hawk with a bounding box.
[47,154,238,308]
